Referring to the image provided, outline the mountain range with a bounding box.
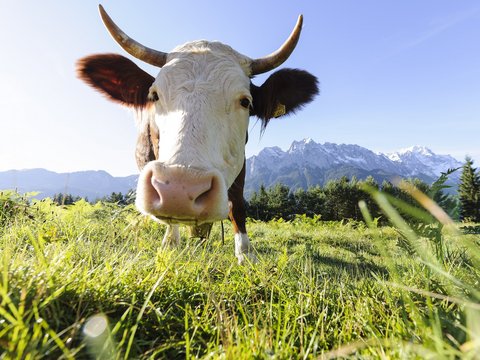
[0,169,137,201]
[244,139,463,196]
[0,140,464,199]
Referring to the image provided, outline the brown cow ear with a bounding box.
[250,68,319,130]
[77,53,155,108]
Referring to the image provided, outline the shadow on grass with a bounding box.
[255,242,389,279]
[310,251,389,279]
[323,238,381,257]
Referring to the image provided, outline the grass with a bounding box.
[0,191,479,359]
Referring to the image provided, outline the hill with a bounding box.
[0,169,137,200]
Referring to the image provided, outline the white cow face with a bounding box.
[135,42,252,224]
[149,41,251,188]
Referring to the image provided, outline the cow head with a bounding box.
[77,5,318,226]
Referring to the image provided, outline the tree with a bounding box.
[323,176,364,221]
[428,168,460,220]
[293,186,325,217]
[358,176,381,219]
[99,190,136,206]
[458,157,480,222]
[267,183,296,220]
[248,184,270,220]
[248,184,296,221]
[51,193,82,205]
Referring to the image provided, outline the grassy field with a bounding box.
[1,191,479,359]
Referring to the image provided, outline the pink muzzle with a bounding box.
[136,162,229,224]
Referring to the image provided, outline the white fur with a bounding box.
[147,41,251,191]
[235,232,257,264]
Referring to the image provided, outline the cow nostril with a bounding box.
[150,177,164,203]
[194,179,214,206]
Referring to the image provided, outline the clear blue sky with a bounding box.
[1,1,479,176]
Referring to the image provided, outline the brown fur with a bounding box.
[149,120,160,160]
[228,160,247,234]
[135,121,157,170]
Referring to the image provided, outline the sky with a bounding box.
[1,0,479,176]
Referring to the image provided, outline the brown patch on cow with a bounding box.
[77,54,154,108]
[149,120,160,159]
[228,160,247,234]
[135,121,155,170]
[135,118,159,171]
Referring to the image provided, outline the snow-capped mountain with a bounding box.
[245,139,463,196]
[248,139,404,176]
[386,145,462,180]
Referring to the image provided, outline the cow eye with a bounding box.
[149,91,159,102]
[240,97,251,109]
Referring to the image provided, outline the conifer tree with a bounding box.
[248,184,270,220]
[458,157,480,222]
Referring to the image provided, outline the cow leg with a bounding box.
[228,161,257,264]
[161,224,180,247]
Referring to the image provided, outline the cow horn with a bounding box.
[250,15,303,75]
[98,5,168,67]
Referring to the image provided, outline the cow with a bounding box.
[77,5,318,263]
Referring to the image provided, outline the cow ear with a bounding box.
[250,68,319,130]
[77,54,155,108]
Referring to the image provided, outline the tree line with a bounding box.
[247,157,480,223]
[247,176,431,223]
[50,190,136,206]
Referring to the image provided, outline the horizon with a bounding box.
[1,1,479,176]
[1,139,465,176]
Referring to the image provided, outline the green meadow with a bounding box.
[1,190,479,359]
